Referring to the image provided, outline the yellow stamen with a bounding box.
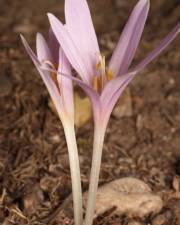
[98,74,103,91]
[96,61,101,72]
[43,60,61,94]
[51,71,61,94]
[107,70,113,81]
[102,56,106,76]
[93,76,99,92]
[51,72,57,83]
[49,63,59,85]
[93,55,113,93]
[93,74,104,93]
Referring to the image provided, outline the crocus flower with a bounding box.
[46,0,180,224]
[20,30,83,225]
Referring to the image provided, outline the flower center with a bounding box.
[93,55,113,93]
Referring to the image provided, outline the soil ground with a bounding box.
[0,0,180,224]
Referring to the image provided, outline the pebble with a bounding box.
[152,211,172,225]
[84,177,163,218]
[74,92,92,128]
[112,88,133,119]
[127,221,143,225]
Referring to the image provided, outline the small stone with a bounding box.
[48,99,57,114]
[152,215,166,225]
[50,134,60,144]
[23,185,44,216]
[84,177,163,218]
[127,221,142,225]
[112,88,133,119]
[58,154,70,169]
[172,176,180,192]
[13,19,36,34]
[49,164,64,176]
[74,92,92,128]
[40,176,58,193]
[136,114,144,131]
[152,211,172,225]
[48,92,92,128]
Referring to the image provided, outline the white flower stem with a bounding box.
[84,123,106,225]
[63,121,83,225]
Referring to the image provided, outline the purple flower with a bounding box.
[47,0,179,224]
[21,31,74,122]
[20,30,83,225]
[47,0,180,131]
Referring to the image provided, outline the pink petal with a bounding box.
[58,48,74,117]
[101,72,135,111]
[20,35,65,119]
[49,27,60,64]
[132,21,180,73]
[102,75,134,123]
[109,0,149,77]
[65,0,100,79]
[36,33,53,62]
[101,21,180,122]
[48,13,92,85]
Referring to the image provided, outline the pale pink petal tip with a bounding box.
[20,34,39,65]
[47,12,92,84]
[109,0,150,77]
[36,32,52,62]
[65,0,100,75]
